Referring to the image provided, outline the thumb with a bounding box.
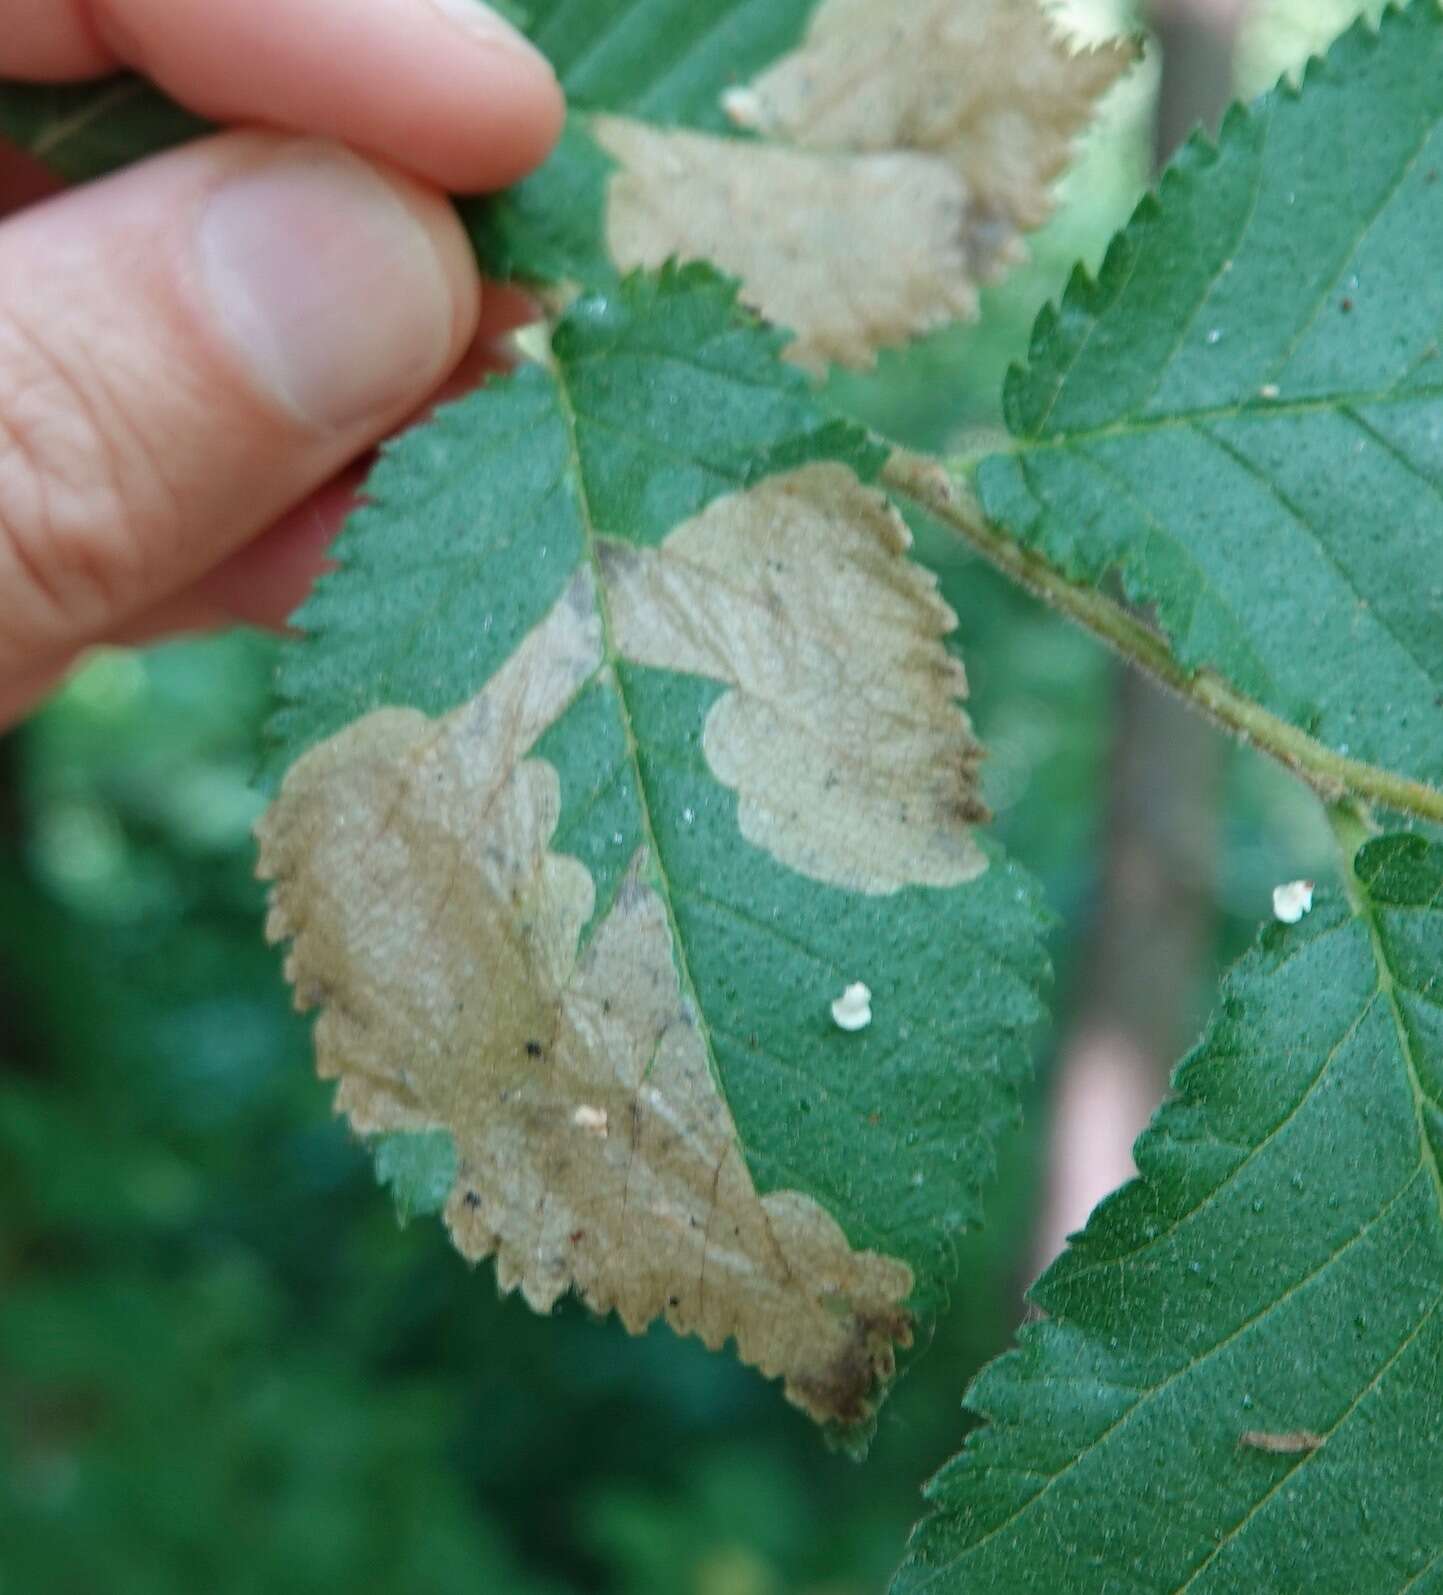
[0,131,479,673]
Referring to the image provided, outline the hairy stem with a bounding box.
[880,445,1443,826]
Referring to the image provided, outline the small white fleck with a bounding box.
[1259,384,1281,400]
[572,1105,609,1136]
[1207,328,1222,345]
[683,807,696,825]
[721,85,764,129]
[1272,880,1315,924]
[831,981,873,1032]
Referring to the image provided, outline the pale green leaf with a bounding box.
[258,266,1050,1432]
[374,1129,459,1223]
[895,830,1443,1592]
[977,3,1443,786]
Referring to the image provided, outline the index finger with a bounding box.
[0,0,564,191]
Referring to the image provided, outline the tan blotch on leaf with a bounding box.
[255,574,914,1427]
[602,463,990,895]
[595,118,977,374]
[596,0,1133,369]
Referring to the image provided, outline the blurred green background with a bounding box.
[0,4,1369,1591]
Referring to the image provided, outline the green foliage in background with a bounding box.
[0,641,1051,1594]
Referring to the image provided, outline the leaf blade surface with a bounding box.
[895,830,1443,1592]
[977,3,1443,785]
[259,267,1051,1430]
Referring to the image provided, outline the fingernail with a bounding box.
[197,142,455,431]
[425,0,554,72]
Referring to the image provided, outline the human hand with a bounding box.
[0,0,564,725]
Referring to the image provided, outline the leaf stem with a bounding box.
[880,445,1443,827]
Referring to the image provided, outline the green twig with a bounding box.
[880,445,1443,827]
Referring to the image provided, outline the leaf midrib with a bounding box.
[547,351,732,1105]
[907,1170,1428,1592]
[1350,868,1443,1223]
[909,882,1443,1590]
[995,379,1443,454]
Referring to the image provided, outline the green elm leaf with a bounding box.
[263,266,880,780]
[520,0,819,127]
[895,829,1443,1592]
[463,0,825,296]
[977,2,1443,788]
[255,265,1050,1435]
[473,0,1132,370]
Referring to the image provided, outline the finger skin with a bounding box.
[0,145,62,218]
[114,293,537,636]
[0,196,538,727]
[0,130,480,677]
[0,276,538,728]
[0,1,112,78]
[0,656,73,724]
[0,0,564,192]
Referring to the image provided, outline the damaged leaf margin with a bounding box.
[600,465,990,894]
[255,460,989,1425]
[590,0,1136,369]
[257,576,914,1423]
[254,269,1051,1429]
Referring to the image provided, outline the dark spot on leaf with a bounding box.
[790,1305,915,1427]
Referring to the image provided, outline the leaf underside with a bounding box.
[977,2,1443,787]
[258,267,1051,1433]
[895,830,1443,1593]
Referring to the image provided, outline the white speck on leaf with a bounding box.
[721,85,764,128]
[1272,880,1315,924]
[1259,383,1280,399]
[831,982,873,1032]
[572,1105,610,1137]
